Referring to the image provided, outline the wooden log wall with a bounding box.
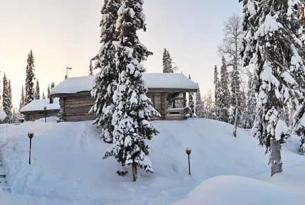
[24,110,59,121]
[58,90,188,122]
[62,95,95,122]
[147,93,168,119]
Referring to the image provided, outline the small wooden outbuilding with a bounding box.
[20,99,60,121]
[51,73,199,121]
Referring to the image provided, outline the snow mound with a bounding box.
[173,175,305,205]
[0,119,304,204]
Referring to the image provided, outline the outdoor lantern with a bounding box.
[185,148,192,176]
[28,132,34,165]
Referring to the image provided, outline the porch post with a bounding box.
[193,92,197,116]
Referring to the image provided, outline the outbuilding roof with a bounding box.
[20,98,60,113]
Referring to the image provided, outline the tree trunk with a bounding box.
[270,139,283,176]
[132,163,138,182]
[233,94,238,138]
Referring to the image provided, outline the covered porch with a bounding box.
[147,88,198,120]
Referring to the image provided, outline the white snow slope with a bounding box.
[0,118,304,205]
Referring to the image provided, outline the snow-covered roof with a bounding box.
[142,73,199,90]
[51,73,199,95]
[20,99,60,113]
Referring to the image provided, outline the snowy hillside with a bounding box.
[0,118,304,205]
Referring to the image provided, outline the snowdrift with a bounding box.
[0,118,303,204]
[173,175,305,205]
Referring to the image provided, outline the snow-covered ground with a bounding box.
[0,118,304,205]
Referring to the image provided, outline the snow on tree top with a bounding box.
[20,98,60,113]
[51,73,199,95]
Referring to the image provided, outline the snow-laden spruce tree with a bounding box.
[163,49,174,73]
[213,65,221,120]
[204,90,214,119]
[231,62,242,136]
[104,0,159,182]
[2,74,11,121]
[19,86,25,111]
[35,79,40,100]
[241,0,305,175]
[8,80,12,121]
[47,86,51,99]
[91,0,121,143]
[218,57,230,123]
[244,73,256,129]
[196,88,205,118]
[25,50,35,104]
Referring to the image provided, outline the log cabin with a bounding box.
[20,98,60,121]
[51,73,199,121]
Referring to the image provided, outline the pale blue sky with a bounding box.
[0,0,240,107]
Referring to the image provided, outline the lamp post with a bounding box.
[185,148,192,176]
[44,107,47,123]
[28,133,34,165]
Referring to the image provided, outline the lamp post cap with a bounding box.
[185,148,192,155]
[28,132,34,139]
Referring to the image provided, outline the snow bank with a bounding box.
[51,73,199,95]
[0,119,304,204]
[173,175,305,205]
[20,99,60,112]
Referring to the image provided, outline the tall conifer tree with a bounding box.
[104,0,159,181]
[241,0,305,175]
[213,65,221,120]
[35,79,40,99]
[195,88,205,118]
[47,86,51,99]
[218,57,230,123]
[162,49,174,73]
[8,80,12,121]
[19,86,25,111]
[25,50,35,104]
[2,74,11,120]
[91,0,121,143]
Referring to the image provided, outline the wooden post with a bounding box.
[270,139,282,176]
[183,92,187,107]
[132,163,138,182]
[44,107,47,123]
